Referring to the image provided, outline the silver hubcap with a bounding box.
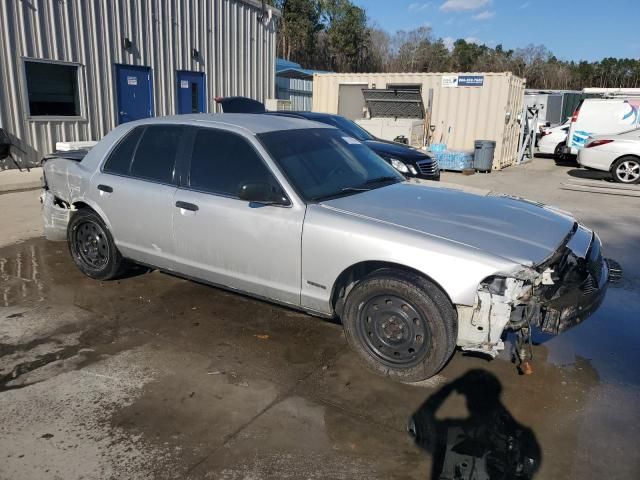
[616,160,640,182]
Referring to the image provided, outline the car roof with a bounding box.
[269,111,338,120]
[122,113,334,134]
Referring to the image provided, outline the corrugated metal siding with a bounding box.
[312,72,526,169]
[276,76,313,111]
[0,0,277,167]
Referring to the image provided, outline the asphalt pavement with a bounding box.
[1,158,638,479]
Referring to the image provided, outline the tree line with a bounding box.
[267,0,640,90]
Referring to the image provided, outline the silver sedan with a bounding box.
[42,114,611,381]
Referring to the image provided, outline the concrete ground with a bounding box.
[0,167,43,193]
[1,158,639,479]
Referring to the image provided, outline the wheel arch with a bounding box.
[330,260,455,318]
[610,153,640,171]
[70,198,114,232]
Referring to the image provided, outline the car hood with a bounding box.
[364,139,432,161]
[321,182,576,266]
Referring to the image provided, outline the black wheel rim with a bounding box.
[73,221,109,270]
[356,294,430,367]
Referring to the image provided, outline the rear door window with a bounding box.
[187,128,277,197]
[103,127,144,175]
[130,125,183,184]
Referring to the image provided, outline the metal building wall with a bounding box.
[312,72,526,169]
[0,0,278,168]
[276,76,313,111]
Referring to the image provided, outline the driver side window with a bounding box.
[188,128,278,197]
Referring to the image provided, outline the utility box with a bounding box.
[524,90,583,126]
[312,72,525,170]
[355,89,425,148]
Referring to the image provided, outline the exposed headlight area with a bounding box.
[457,274,534,358]
[458,226,615,361]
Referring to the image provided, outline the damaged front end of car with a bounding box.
[457,223,618,360]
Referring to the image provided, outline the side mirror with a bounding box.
[238,182,289,206]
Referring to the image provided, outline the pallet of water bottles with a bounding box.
[428,143,474,172]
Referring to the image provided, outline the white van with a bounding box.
[564,97,640,155]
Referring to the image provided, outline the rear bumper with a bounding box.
[576,148,613,172]
[41,190,70,241]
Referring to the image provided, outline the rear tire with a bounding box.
[67,209,125,280]
[611,156,640,184]
[553,142,564,158]
[554,141,572,163]
[342,269,456,382]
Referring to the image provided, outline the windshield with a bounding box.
[258,128,404,202]
[315,115,375,141]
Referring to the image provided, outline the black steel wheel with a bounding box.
[356,295,430,368]
[73,220,110,269]
[342,269,457,382]
[67,209,125,280]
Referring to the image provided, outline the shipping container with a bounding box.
[312,72,526,170]
[0,0,279,169]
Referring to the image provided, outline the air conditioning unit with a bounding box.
[265,98,292,111]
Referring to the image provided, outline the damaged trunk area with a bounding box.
[458,223,616,359]
[41,190,71,242]
[40,151,88,241]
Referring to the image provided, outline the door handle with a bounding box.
[175,201,199,212]
[97,184,113,193]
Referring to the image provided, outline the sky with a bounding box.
[352,0,640,62]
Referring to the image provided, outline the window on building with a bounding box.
[130,126,183,184]
[188,128,276,197]
[25,61,81,116]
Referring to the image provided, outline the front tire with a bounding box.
[342,269,457,382]
[67,209,125,280]
[611,156,640,184]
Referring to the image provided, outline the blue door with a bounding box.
[177,71,206,114]
[115,65,153,124]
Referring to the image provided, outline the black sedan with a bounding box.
[215,97,440,181]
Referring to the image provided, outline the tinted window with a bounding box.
[259,128,403,201]
[25,61,80,116]
[189,129,275,197]
[130,126,182,183]
[103,127,144,175]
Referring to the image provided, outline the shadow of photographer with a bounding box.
[408,369,541,480]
